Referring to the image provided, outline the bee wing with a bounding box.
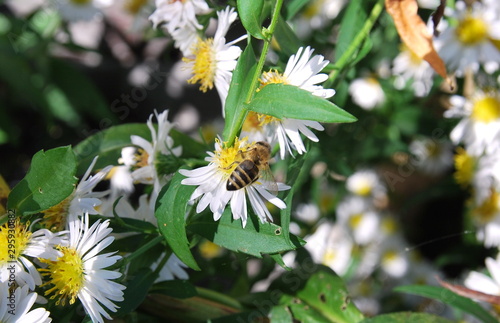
[258,166,279,196]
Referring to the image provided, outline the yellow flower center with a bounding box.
[135,148,150,168]
[124,0,148,14]
[456,16,488,46]
[400,43,422,65]
[353,181,372,196]
[382,250,398,264]
[472,190,500,224]
[39,246,85,306]
[0,218,31,265]
[425,141,441,157]
[41,195,72,232]
[348,213,363,229]
[322,249,336,265]
[0,175,10,216]
[214,137,253,175]
[185,38,216,93]
[259,70,289,88]
[453,147,475,187]
[471,95,500,123]
[198,240,223,259]
[382,217,397,234]
[302,0,323,19]
[70,0,92,5]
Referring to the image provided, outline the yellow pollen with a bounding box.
[456,15,488,46]
[39,246,84,306]
[124,0,148,14]
[185,38,216,93]
[382,250,398,263]
[322,249,336,265]
[471,190,500,224]
[259,70,288,89]
[349,213,363,229]
[135,148,150,168]
[198,240,223,259]
[302,0,323,19]
[41,195,72,232]
[69,0,92,5]
[453,147,475,187]
[0,218,31,265]
[471,95,500,123]
[214,137,252,175]
[354,181,372,196]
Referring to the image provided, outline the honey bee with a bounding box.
[226,141,278,194]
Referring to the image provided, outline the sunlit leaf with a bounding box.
[237,0,265,39]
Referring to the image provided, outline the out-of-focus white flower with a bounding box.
[292,0,347,38]
[378,235,409,278]
[149,0,211,32]
[445,90,500,156]
[392,44,435,97]
[434,1,500,76]
[293,202,321,224]
[0,284,52,323]
[242,46,334,159]
[472,188,500,247]
[409,137,454,175]
[346,169,387,201]
[464,252,500,296]
[349,76,385,110]
[336,196,380,245]
[179,137,289,228]
[52,0,112,21]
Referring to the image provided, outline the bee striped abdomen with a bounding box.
[226,160,259,191]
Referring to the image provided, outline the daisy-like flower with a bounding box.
[464,252,500,296]
[348,76,385,110]
[292,0,347,38]
[471,188,500,247]
[39,213,125,323]
[346,169,387,201]
[182,7,247,111]
[392,44,435,97]
[52,0,112,21]
[179,137,289,228]
[0,218,64,290]
[120,110,182,200]
[242,46,334,159]
[434,1,500,76]
[445,90,500,156]
[409,137,454,175]
[41,157,111,231]
[149,0,211,32]
[335,195,380,245]
[0,283,52,323]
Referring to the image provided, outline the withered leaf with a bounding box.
[437,276,500,305]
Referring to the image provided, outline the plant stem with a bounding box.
[324,0,385,88]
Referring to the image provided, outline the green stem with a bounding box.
[226,0,284,147]
[324,0,384,88]
[115,235,164,269]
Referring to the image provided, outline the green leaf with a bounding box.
[360,312,453,323]
[273,15,302,57]
[394,285,498,323]
[237,0,265,39]
[275,266,365,323]
[188,208,305,258]
[249,84,357,123]
[115,268,157,317]
[269,305,293,322]
[223,45,258,140]
[334,0,367,62]
[151,280,198,299]
[283,0,310,20]
[155,170,200,271]
[7,146,77,215]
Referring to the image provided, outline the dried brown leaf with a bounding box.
[436,276,500,305]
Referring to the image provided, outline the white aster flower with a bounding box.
[464,253,500,296]
[409,137,454,175]
[304,221,353,276]
[471,188,500,247]
[39,213,125,323]
[242,46,334,159]
[293,202,321,224]
[292,0,347,38]
[52,0,112,21]
[434,1,500,76]
[124,110,182,199]
[182,6,246,112]
[179,137,289,228]
[346,169,387,201]
[0,219,64,291]
[155,253,189,282]
[41,156,111,231]
[444,90,500,156]
[378,234,410,279]
[149,0,211,32]
[392,44,435,97]
[336,195,380,245]
[349,76,385,110]
[0,284,51,323]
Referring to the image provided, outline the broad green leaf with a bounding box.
[273,15,302,57]
[151,280,198,299]
[223,45,258,140]
[237,0,265,40]
[188,208,305,258]
[155,171,200,271]
[29,8,60,39]
[115,268,157,316]
[249,84,357,123]
[360,312,452,323]
[269,305,293,322]
[283,0,310,20]
[7,146,77,216]
[334,0,367,62]
[394,285,498,323]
